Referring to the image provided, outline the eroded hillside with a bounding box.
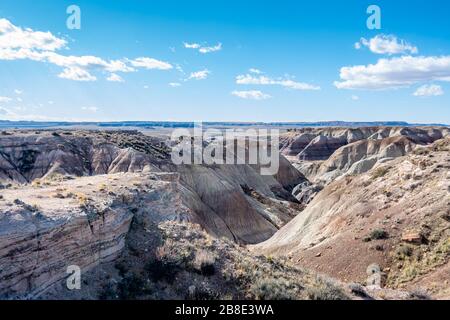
[256,137,450,298]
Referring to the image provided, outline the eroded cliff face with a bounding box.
[0,131,169,183]
[0,172,186,298]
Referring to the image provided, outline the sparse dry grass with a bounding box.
[371,166,390,180]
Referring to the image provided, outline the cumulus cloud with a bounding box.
[0,18,66,51]
[0,19,173,82]
[355,34,418,55]
[413,84,444,97]
[334,55,450,90]
[236,74,320,91]
[107,73,124,82]
[128,57,173,70]
[188,69,210,80]
[169,82,181,87]
[231,90,272,100]
[14,89,23,95]
[59,67,97,81]
[184,42,222,54]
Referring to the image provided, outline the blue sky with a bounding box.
[0,0,449,123]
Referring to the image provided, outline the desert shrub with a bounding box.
[307,277,349,300]
[145,257,181,283]
[413,148,430,155]
[186,285,220,300]
[53,193,65,199]
[145,243,189,283]
[76,193,89,205]
[114,261,128,276]
[396,244,414,259]
[98,283,117,300]
[371,167,390,179]
[250,278,298,300]
[366,229,389,241]
[117,273,147,300]
[193,250,216,276]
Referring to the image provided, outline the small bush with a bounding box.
[145,243,187,283]
[371,167,390,179]
[396,245,414,259]
[186,285,220,300]
[369,229,389,240]
[307,277,349,300]
[98,283,117,300]
[251,278,298,300]
[145,259,179,283]
[117,273,146,300]
[193,250,216,276]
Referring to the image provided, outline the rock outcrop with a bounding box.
[0,172,187,298]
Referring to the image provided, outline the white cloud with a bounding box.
[59,67,97,81]
[143,85,149,89]
[0,96,12,103]
[231,90,272,100]
[0,19,173,82]
[188,69,210,80]
[0,18,66,51]
[355,34,418,55]
[169,82,181,87]
[413,84,444,97]
[14,89,23,95]
[334,55,450,90]
[351,95,360,101]
[81,106,99,113]
[183,43,201,49]
[129,57,173,70]
[249,68,262,74]
[199,43,222,54]
[184,42,222,54]
[107,73,124,82]
[236,74,320,90]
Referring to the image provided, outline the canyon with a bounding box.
[0,125,449,299]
